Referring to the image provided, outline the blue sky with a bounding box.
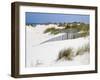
[25,12,90,24]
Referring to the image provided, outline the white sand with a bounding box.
[26,25,90,67]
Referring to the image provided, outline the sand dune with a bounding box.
[26,25,90,67]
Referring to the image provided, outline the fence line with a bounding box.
[40,32,81,44]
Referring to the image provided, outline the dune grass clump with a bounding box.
[43,22,89,38]
[57,48,74,61]
[44,27,56,33]
[44,27,60,35]
[76,43,90,56]
[56,43,90,61]
[80,31,89,37]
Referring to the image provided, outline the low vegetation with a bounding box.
[76,43,90,56]
[80,31,89,37]
[43,22,89,37]
[57,43,90,61]
[57,48,74,61]
[44,27,61,35]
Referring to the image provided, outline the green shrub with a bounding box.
[44,27,56,33]
[44,27,61,35]
[50,30,60,35]
[57,48,74,61]
[43,23,89,36]
[80,31,89,37]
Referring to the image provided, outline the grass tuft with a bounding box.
[44,27,60,35]
[57,48,74,61]
[76,43,90,56]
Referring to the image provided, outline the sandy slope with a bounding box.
[26,25,90,67]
